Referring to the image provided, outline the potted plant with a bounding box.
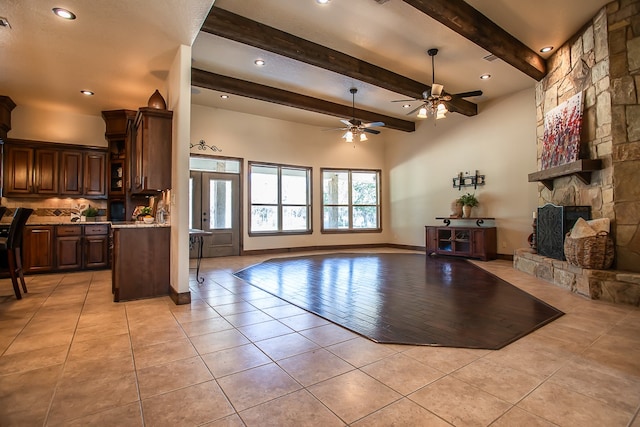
[457,193,479,218]
[82,206,99,222]
[137,206,153,222]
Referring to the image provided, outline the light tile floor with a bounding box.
[1,249,639,426]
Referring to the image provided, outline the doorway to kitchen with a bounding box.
[189,156,241,258]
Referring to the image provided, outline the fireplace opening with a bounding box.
[536,204,591,260]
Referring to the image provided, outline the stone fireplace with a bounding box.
[515,0,640,306]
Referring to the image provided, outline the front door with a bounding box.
[190,171,240,258]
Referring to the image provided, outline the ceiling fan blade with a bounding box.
[442,100,457,113]
[453,90,483,98]
[406,104,425,116]
[363,121,385,128]
[340,119,352,126]
[363,128,381,135]
[391,98,418,103]
[323,127,348,132]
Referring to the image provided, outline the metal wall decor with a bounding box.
[453,170,485,190]
[190,139,222,152]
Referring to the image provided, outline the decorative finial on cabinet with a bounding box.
[147,90,166,109]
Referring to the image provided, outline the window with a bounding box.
[322,169,381,232]
[249,162,312,234]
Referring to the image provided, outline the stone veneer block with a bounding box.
[617,273,640,283]
[601,281,640,305]
[576,276,591,297]
[627,36,640,71]
[536,263,554,281]
[554,269,576,290]
[514,257,536,275]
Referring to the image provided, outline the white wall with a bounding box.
[190,105,391,251]
[167,45,192,296]
[386,88,539,255]
[9,104,106,146]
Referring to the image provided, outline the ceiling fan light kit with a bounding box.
[393,48,481,122]
[329,88,384,143]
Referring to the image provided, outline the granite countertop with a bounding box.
[0,220,170,228]
[110,222,170,229]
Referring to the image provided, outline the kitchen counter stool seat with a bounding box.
[0,208,34,299]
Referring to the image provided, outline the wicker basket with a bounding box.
[564,231,614,269]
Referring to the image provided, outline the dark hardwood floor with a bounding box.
[234,253,563,350]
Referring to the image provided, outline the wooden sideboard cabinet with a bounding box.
[425,225,497,261]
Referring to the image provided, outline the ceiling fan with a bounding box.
[394,48,482,119]
[330,88,385,142]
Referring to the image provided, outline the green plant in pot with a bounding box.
[82,206,99,222]
[137,206,152,221]
[457,193,478,218]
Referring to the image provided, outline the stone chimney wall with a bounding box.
[535,0,640,272]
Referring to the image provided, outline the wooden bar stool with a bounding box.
[0,208,34,299]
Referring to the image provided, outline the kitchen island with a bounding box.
[111,222,170,302]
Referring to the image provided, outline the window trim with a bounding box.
[248,161,313,236]
[321,168,382,233]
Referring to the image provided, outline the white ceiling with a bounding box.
[1,0,610,129]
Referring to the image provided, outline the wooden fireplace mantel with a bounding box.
[528,159,602,190]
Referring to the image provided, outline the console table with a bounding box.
[426,223,497,261]
[189,229,212,283]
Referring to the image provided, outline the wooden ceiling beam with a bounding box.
[191,68,416,133]
[402,0,547,81]
[201,7,477,117]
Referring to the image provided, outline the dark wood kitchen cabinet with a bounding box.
[23,224,110,273]
[84,152,107,197]
[112,226,170,301]
[2,140,107,199]
[60,151,83,196]
[55,224,109,270]
[130,107,173,194]
[3,145,58,196]
[83,224,109,268]
[23,225,55,272]
[56,225,82,270]
[60,151,107,197]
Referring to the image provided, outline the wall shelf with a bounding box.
[528,159,602,190]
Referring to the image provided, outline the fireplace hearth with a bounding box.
[536,204,591,260]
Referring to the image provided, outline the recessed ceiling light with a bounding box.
[80,90,94,96]
[402,104,411,108]
[540,46,554,53]
[316,0,330,4]
[479,74,491,80]
[220,95,229,99]
[254,59,265,66]
[52,8,76,20]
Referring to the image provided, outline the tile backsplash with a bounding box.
[0,198,107,223]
